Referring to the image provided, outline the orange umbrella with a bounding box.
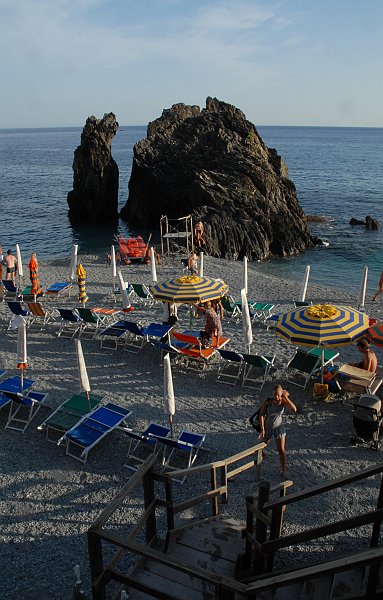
[366,322,383,347]
[28,253,42,298]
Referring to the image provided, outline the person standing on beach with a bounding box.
[188,252,198,275]
[258,384,297,478]
[0,244,3,280]
[4,249,17,282]
[372,272,383,301]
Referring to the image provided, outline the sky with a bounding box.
[1,0,382,128]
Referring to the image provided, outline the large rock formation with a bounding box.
[120,98,315,260]
[67,113,119,223]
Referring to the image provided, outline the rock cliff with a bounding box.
[120,98,315,260]
[67,113,119,223]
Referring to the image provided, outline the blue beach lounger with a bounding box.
[58,402,132,463]
[4,389,48,432]
[98,320,135,349]
[124,423,171,472]
[46,282,72,299]
[156,430,206,484]
[0,375,35,395]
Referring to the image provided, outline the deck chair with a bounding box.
[221,295,241,321]
[26,302,56,329]
[124,422,171,472]
[57,308,82,338]
[131,283,155,306]
[308,347,340,367]
[0,375,35,395]
[0,392,12,416]
[242,354,276,391]
[6,301,31,328]
[46,282,72,299]
[294,300,313,308]
[216,349,244,385]
[77,307,110,339]
[249,302,275,323]
[4,389,48,432]
[171,331,216,369]
[38,392,105,442]
[59,402,132,463]
[98,320,138,350]
[157,431,206,484]
[285,349,320,389]
[1,279,20,299]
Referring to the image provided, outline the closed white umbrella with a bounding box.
[75,339,91,409]
[241,288,253,353]
[69,244,78,282]
[17,317,28,391]
[242,256,248,296]
[150,247,157,284]
[300,265,310,302]
[16,244,23,282]
[117,269,131,311]
[357,266,368,310]
[111,245,117,292]
[164,353,175,437]
[198,252,204,278]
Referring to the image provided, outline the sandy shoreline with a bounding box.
[1,252,383,599]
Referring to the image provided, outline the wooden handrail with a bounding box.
[264,463,383,510]
[262,509,383,553]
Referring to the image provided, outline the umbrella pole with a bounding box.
[321,346,325,384]
[86,390,91,411]
[20,367,24,392]
[169,414,173,438]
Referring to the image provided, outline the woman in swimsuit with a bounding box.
[258,384,297,478]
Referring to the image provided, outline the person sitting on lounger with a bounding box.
[350,339,377,373]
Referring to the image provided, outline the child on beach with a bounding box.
[258,384,297,478]
[372,272,383,301]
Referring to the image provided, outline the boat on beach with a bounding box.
[116,235,149,264]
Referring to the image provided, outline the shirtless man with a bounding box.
[372,272,383,301]
[4,249,17,282]
[351,339,378,373]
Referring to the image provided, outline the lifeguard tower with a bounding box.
[160,215,194,258]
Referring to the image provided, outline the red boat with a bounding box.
[118,235,148,264]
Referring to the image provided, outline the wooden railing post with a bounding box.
[211,466,219,515]
[220,463,228,504]
[143,468,157,542]
[243,495,255,571]
[266,484,288,571]
[371,473,383,547]
[87,530,106,600]
[165,476,175,531]
[253,480,270,575]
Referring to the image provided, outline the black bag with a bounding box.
[249,408,262,432]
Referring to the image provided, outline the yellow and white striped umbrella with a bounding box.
[275,303,369,347]
[151,275,228,303]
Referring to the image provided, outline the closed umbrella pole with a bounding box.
[242,256,248,296]
[164,353,175,438]
[117,269,131,310]
[17,317,27,392]
[150,247,157,284]
[111,245,117,292]
[241,288,253,353]
[198,252,204,278]
[75,339,91,409]
[16,244,23,288]
[70,244,78,282]
[357,266,368,310]
[300,266,310,302]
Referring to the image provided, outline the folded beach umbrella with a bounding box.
[300,265,310,302]
[76,263,88,304]
[242,256,248,296]
[16,243,23,287]
[111,245,117,292]
[75,339,91,409]
[164,353,175,437]
[16,317,28,391]
[70,244,78,282]
[117,269,131,311]
[151,275,228,304]
[241,288,253,353]
[276,303,369,381]
[28,253,42,300]
[150,247,158,284]
[198,252,204,278]
[357,266,368,310]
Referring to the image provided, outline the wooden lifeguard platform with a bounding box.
[87,447,383,600]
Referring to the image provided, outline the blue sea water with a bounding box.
[0,125,382,293]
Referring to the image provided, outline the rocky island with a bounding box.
[120,97,316,260]
[67,112,119,223]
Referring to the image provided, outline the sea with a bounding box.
[0,125,382,295]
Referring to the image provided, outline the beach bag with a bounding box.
[199,330,211,348]
[313,382,329,401]
[249,399,271,433]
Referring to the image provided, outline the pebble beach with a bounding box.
[1,252,383,599]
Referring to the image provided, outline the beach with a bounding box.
[1,253,383,599]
